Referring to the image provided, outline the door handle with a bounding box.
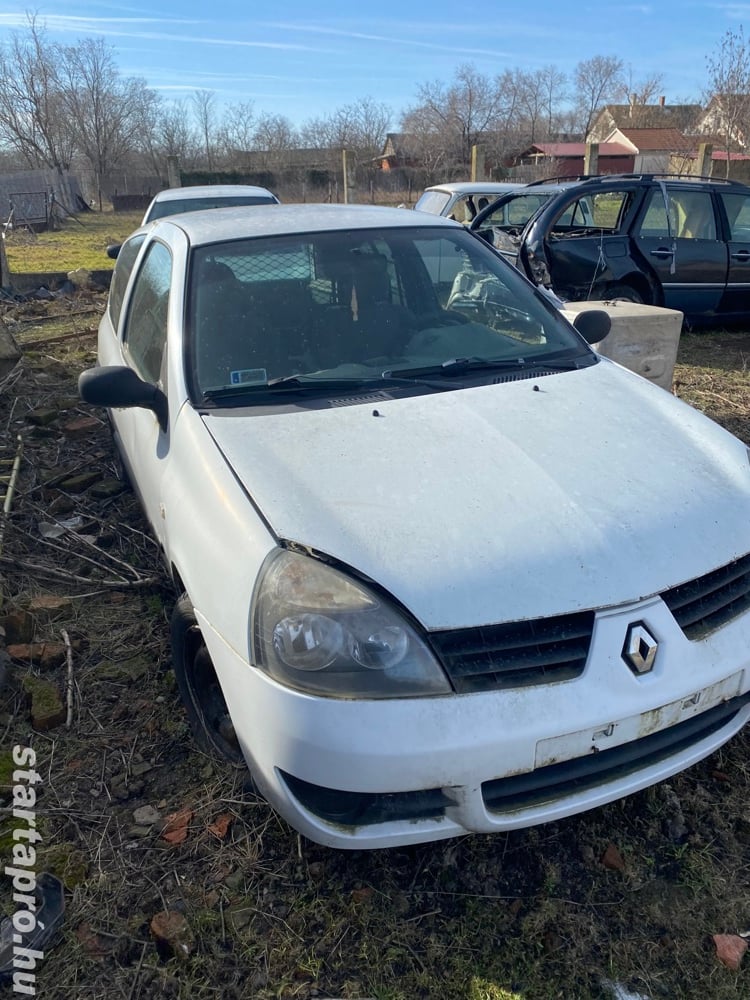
[730,250,750,260]
[650,248,674,258]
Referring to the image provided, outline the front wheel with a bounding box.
[170,594,245,766]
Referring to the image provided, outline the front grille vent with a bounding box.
[661,552,750,639]
[328,391,392,407]
[491,368,562,385]
[429,611,594,693]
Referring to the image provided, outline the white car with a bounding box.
[80,204,750,850]
[414,182,524,223]
[141,184,279,225]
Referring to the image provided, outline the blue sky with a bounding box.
[0,2,745,128]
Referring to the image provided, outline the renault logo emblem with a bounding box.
[623,623,658,675]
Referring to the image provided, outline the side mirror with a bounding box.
[573,309,611,345]
[106,244,121,260]
[79,366,168,432]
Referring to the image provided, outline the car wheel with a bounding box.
[605,284,644,304]
[170,594,245,766]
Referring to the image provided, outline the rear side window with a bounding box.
[720,192,750,240]
[108,235,146,330]
[639,188,717,240]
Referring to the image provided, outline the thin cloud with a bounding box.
[0,13,321,52]
[262,20,518,59]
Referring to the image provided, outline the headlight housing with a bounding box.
[251,549,451,698]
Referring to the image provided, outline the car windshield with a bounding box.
[148,195,276,221]
[187,226,592,402]
[413,190,452,215]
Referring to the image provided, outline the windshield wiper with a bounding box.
[203,376,372,399]
[202,373,451,402]
[384,355,589,379]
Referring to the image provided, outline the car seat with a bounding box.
[311,249,415,368]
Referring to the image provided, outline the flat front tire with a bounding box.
[170,594,245,766]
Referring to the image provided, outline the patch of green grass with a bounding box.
[4,210,142,274]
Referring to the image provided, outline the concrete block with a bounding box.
[563,300,683,391]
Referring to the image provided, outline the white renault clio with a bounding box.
[80,204,750,849]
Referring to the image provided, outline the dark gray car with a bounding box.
[471,173,750,325]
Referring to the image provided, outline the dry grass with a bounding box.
[1,281,749,999]
[3,210,143,275]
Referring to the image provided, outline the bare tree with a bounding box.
[192,89,217,171]
[516,66,568,144]
[300,97,392,180]
[394,110,451,180]
[59,38,157,208]
[0,15,74,171]
[573,55,625,138]
[615,67,665,108]
[140,100,201,180]
[705,25,750,175]
[252,113,298,170]
[401,64,519,176]
[539,65,569,139]
[216,100,256,164]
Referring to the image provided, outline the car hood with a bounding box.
[202,362,750,630]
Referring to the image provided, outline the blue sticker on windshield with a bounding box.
[230,368,267,385]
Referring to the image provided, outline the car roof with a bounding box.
[527,172,750,192]
[424,182,524,195]
[149,203,461,244]
[515,181,582,194]
[149,184,277,203]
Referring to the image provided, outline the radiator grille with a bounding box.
[661,553,750,639]
[429,611,595,693]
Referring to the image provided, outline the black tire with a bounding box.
[604,283,644,304]
[170,594,245,766]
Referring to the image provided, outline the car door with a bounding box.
[116,239,174,545]
[471,191,553,267]
[634,186,727,316]
[717,189,750,317]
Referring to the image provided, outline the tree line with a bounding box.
[0,14,747,202]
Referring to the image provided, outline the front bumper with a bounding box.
[198,594,750,849]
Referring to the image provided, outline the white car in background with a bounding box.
[141,184,279,224]
[414,181,524,223]
[80,203,750,850]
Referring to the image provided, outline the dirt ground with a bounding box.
[0,293,748,1000]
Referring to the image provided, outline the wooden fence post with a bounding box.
[471,145,486,182]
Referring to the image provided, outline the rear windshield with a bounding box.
[148,195,277,221]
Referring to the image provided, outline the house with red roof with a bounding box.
[516,141,633,177]
[601,128,695,172]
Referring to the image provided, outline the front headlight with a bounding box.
[251,549,451,698]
